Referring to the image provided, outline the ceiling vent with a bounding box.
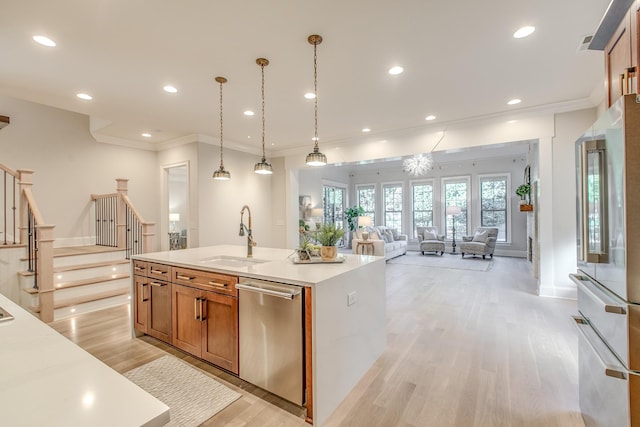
[577,34,594,52]
[0,115,9,130]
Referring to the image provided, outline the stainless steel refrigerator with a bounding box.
[571,94,640,427]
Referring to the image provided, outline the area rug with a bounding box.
[124,355,241,426]
[388,250,493,272]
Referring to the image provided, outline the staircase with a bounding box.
[22,246,131,321]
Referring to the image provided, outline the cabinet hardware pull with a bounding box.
[134,266,145,271]
[141,283,149,302]
[177,275,195,281]
[605,368,627,380]
[208,281,227,288]
[194,298,199,320]
[620,73,626,97]
[200,297,205,322]
[150,269,167,275]
[604,305,626,315]
[149,281,166,287]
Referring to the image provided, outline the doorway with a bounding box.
[166,163,189,250]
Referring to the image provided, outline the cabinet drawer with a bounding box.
[132,260,148,276]
[172,267,238,296]
[148,262,172,281]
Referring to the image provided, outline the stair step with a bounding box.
[51,246,126,268]
[54,262,130,285]
[30,288,130,312]
[53,245,123,258]
[54,259,129,273]
[55,273,130,290]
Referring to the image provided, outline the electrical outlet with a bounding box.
[347,291,356,306]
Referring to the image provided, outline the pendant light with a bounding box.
[213,76,231,180]
[305,34,327,167]
[254,58,273,175]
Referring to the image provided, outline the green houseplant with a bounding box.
[344,206,365,231]
[315,222,346,260]
[515,184,531,200]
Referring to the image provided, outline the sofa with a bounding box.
[351,225,407,260]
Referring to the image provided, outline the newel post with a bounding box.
[116,178,128,250]
[17,169,34,245]
[142,222,155,254]
[37,224,55,323]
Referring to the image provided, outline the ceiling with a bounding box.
[0,0,610,156]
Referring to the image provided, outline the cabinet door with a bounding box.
[201,291,239,374]
[148,279,171,343]
[133,275,148,333]
[172,284,202,356]
[606,10,634,107]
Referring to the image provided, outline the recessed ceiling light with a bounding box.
[507,98,522,105]
[312,137,319,141]
[243,110,255,116]
[513,26,535,39]
[388,66,404,75]
[76,93,93,100]
[304,92,316,99]
[271,143,275,146]
[362,128,371,133]
[425,115,436,121]
[33,35,56,47]
[163,85,178,93]
[141,133,152,138]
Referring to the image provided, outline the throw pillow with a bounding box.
[368,230,381,240]
[390,228,399,240]
[472,230,489,243]
[423,230,437,241]
[384,229,394,242]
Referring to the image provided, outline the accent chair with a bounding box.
[416,226,445,256]
[459,227,498,259]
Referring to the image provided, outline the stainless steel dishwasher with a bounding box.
[237,278,304,405]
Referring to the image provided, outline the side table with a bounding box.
[356,241,375,255]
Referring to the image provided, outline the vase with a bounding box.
[320,245,337,261]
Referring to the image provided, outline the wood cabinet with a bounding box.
[132,260,172,344]
[171,268,239,374]
[605,5,639,107]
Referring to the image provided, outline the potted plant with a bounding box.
[315,222,346,260]
[344,205,365,249]
[516,184,532,211]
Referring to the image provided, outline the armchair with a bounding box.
[416,226,445,256]
[459,227,498,259]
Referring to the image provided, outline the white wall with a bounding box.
[0,95,158,246]
[197,142,275,249]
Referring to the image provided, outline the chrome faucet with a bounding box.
[239,205,256,258]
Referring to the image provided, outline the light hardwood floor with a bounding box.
[50,255,585,427]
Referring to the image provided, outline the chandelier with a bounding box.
[403,154,434,176]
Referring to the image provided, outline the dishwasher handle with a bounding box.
[236,282,301,300]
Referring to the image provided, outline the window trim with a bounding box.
[382,181,404,233]
[441,175,471,239]
[478,173,511,244]
[410,178,435,240]
[355,183,377,226]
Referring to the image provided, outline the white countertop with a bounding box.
[132,245,383,286]
[0,294,169,427]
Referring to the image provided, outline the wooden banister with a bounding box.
[0,163,18,177]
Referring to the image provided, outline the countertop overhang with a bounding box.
[132,245,383,287]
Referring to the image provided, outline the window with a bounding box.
[356,184,376,225]
[443,177,469,238]
[480,175,508,242]
[411,181,433,238]
[383,183,403,231]
[322,184,346,234]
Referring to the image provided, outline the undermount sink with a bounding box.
[198,255,269,268]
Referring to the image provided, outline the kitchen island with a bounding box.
[131,245,386,426]
[0,293,169,427]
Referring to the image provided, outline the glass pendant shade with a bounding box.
[306,145,327,166]
[254,158,273,174]
[213,167,230,180]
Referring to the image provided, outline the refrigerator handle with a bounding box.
[578,139,609,263]
[572,315,627,380]
[569,274,627,315]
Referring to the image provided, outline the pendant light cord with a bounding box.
[261,62,267,161]
[313,40,319,149]
[219,79,224,168]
